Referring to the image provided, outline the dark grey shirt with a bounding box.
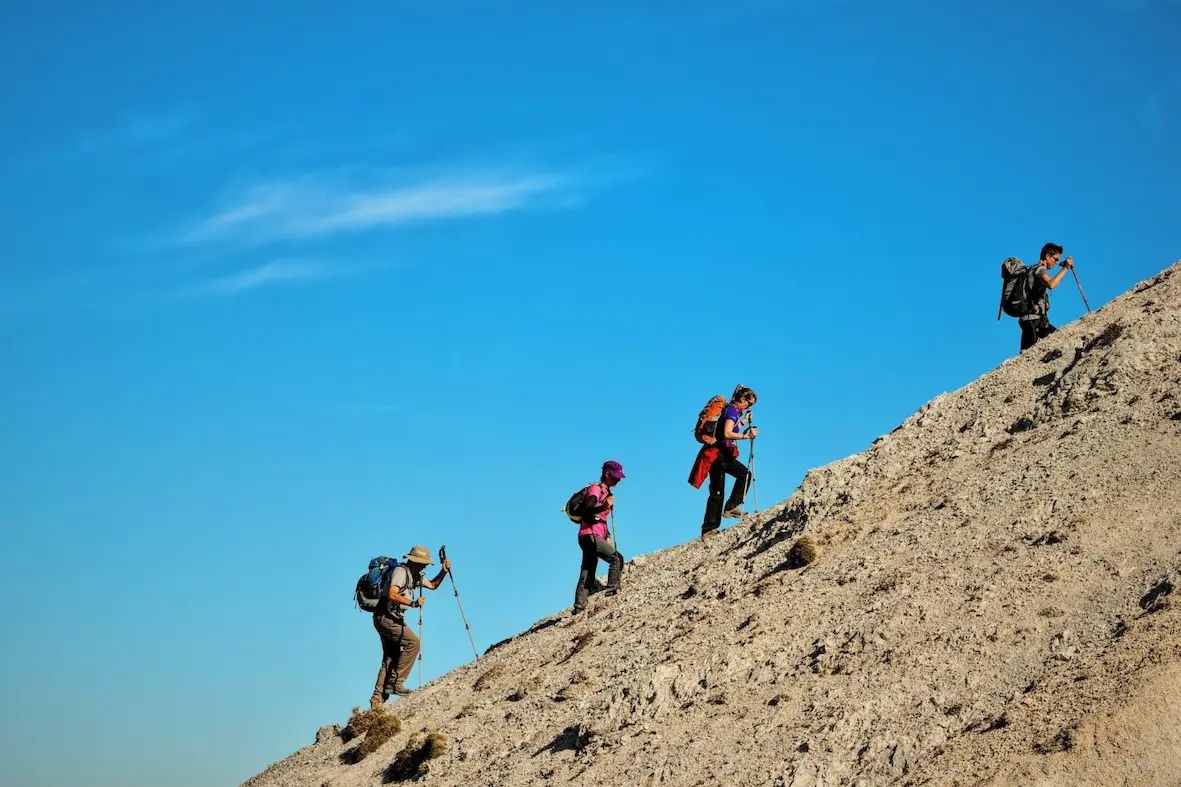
[1020,263,1051,321]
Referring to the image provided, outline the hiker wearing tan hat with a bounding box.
[370,545,451,708]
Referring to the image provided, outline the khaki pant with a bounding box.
[371,613,420,702]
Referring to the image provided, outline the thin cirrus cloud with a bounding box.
[184,170,574,248]
[195,259,366,297]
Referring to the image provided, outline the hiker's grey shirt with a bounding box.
[376,565,420,620]
[1019,263,1051,321]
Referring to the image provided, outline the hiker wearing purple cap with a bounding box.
[702,387,758,537]
[572,461,626,613]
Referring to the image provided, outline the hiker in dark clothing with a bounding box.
[702,387,758,537]
[370,545,451,708]
[1020,243,1074,351]
[573,461,626,613]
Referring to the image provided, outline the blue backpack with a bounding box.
[354,556,400,612]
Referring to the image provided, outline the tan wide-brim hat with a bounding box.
[403,545,434,565]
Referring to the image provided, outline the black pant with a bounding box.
[574,534,623,610]
[1020,316,1056,351]
[702,449,750,535]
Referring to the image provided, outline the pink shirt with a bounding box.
[577,482,612,540]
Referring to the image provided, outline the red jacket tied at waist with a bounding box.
[687,442,738,488]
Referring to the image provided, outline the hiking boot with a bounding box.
[572,604,587,614]
[391,684,412,697]
[723,507,747,519]
[603,586,620,597]
[701,528,721,538]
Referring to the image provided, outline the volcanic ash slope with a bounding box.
[246,262,1181,787]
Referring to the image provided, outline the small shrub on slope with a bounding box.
[384,732,448,782]
[787,535,820,568]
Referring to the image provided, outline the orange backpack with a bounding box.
[693,395,727,444]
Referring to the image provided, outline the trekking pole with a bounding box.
[749,433,759,514]
[610,508,619,553]
[1070,266,1092,313]
[440,545,480,660]
[416,584,424,689]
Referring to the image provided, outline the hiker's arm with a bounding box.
[1042,259,1072,290]
[422,559,452,590]
[721,418,751,440]
[388,588,418,607]
[586,486,611,516]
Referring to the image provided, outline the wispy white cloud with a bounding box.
[194,259,370,297]
[183,170,575,248]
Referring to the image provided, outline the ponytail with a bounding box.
[732,385,757,405]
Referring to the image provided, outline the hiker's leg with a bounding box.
[372,615,399,702]
[1020,320,1038,351]
[1038,318,1057,340]
[574,534,597,610]
[595,536,623,591]
[703,458,727,535]
[393,623,421,687]
[723,454,751,510]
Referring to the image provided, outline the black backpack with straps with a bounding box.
[563,484,609,524]
[998,257,1038,319]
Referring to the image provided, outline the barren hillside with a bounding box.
[247,262,1181,787]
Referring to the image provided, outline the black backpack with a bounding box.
[563,484,608,524]
[998,257,1037,319]
[354,556,400,612]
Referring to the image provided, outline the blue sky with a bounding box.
[1,1,1178,785]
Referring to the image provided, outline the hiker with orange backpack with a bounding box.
[696,386,758,537]
[567,461,626,613]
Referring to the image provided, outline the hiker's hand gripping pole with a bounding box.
[440,545,480,661]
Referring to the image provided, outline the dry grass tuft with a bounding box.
[786,535,821,568]
[355,711,402,761]
[342,708,402,761]
[384,731,449,782]
[342,707,380,742]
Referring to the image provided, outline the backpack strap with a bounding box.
[583,482,611,521]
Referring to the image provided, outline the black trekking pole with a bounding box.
[440,545,480,660]
[415,583,424,689]
[743,410,759,514]
[748,433,758,514]
[1070,266,1092,313]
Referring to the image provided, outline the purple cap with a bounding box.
[602,460,626,479]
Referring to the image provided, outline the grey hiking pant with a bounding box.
[574,534,623,611]
[371,613,419,701]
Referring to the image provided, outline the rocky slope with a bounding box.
[246,261,1181,787]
